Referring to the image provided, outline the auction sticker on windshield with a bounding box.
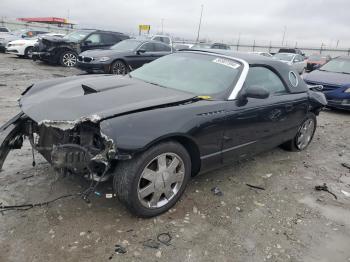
[212,58,240,69]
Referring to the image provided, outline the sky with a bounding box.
[1,0,349,48]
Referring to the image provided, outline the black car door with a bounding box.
[80,33,105,52]
[127,42,156,69]
[222,66,308,164]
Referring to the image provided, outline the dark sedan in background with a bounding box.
[77,39,173,74]
[304,56,350,110]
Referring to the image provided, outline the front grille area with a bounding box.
[78,56,93,63]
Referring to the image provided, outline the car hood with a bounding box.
[9,38,38,45]
[41,36,75,44]
[19,75,196,123]
[80,49,132,58]
[304,70,350,86]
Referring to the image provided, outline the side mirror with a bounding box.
[137,49,146,54]
[242,86,270,99]
[84,40,92,45]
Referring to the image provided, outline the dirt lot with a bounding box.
[0,53,349,262]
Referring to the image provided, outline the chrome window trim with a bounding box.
[289,71,299,87]
[179,51,249,100]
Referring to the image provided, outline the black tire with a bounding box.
[113,141,191,217]
[24,46,33,58]
[110,59,128,75]
[281,112,317,151]
[59,51,77,67]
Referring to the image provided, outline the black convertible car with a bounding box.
[0,50,326,217]
[77,39,173,74]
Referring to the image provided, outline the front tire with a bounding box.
[110,60,128,75]
[113,141,191,217]
[281,113,317,151]
[59,51,77,67]
[24,46,33,58]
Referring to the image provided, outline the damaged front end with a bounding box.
[0,113,116,182]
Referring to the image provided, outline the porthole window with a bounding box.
[289,71,298,87]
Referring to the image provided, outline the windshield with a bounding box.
[274,53,294,62]
[110,39,141,51]
[308,55,327,61]
[319,59,350,74]
[63,31,91,42]
[130,52,241,97]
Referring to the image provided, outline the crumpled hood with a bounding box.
[41,35,73,44]
[304,70,350,87]
[19,75,196,123]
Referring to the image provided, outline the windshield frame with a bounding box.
[130,51,249,100]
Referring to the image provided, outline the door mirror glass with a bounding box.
[243,86,270,99]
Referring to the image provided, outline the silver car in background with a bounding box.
[273,52,306,74]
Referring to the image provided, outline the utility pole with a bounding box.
[196,4,204,43]
[236,32,241,51]
[336,40,339,48]
[281,26,287,46]
[161,18,164,34]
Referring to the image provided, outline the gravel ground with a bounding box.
[0,53,349,262]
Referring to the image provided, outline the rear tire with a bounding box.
[59,51,77,67]
[113,141,191,217]
[281,113,317,151]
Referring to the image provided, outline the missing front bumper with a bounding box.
[0,112,116,180]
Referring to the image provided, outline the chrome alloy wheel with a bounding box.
[112,61,127,75]
[296,118,315,150]
[138,153,185,208]
[62,53,77,67]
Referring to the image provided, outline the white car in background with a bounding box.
[249,51,273,57]
[273,52,306,74]
[6,33,65,58]
[151,35,173,46]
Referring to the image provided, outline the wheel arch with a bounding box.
[140,134,201,177]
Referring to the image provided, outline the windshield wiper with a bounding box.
[340,71,350,75]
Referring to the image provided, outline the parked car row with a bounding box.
[1,29,348,111]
